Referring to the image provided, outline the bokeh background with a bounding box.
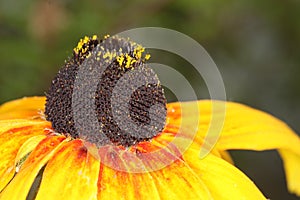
[0,0,299,199]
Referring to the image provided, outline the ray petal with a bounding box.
[0,97,46,120]
[167,100,300,196]
[0,120,50,191]
[98,140,213,199]
[0,136,66,200]
[97,146,162,200]
[147,158,213,199]
[35,140,100,200]
[183,147,267,200]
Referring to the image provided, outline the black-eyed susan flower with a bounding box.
[0,35,300,200]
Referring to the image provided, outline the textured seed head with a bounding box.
[45,35,167,147]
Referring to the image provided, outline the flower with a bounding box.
[0,35,300,200]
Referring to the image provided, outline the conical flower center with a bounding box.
[45,35,167,147]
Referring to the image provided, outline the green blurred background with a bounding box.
[0,0,299,199]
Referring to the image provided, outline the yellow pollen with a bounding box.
[117,55,125,66]
[145,54,151,60]
[73,36,95,55]
[73,35,150,71]
[133,46,145,60]
[83,36,89,43]
[130,59,137,65]
[92,35,97,40]
[125,54,132,68]
[103,52,109,59]
[86,52,91,58]
[81,47,87,54]
[103,51,116,61]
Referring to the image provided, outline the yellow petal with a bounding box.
[0,119,50,134]
[0,120,50,191]
[98,146,162,200]
[279,149,300,196]
[0,136,67,200]
[98,168,162,200]
[98,145,213,200]
[0,97,46,120]
[214,101,300,196]
[183,146,266,199]
[219,150,234,164]
[15,135,47,168]
[148,159,213,199]
[36,140,99,200]
[167,100,300,196]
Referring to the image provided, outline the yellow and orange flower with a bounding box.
[0,97,300,200]
[1,35,300,200]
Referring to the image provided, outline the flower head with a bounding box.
[0,35,300,200]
